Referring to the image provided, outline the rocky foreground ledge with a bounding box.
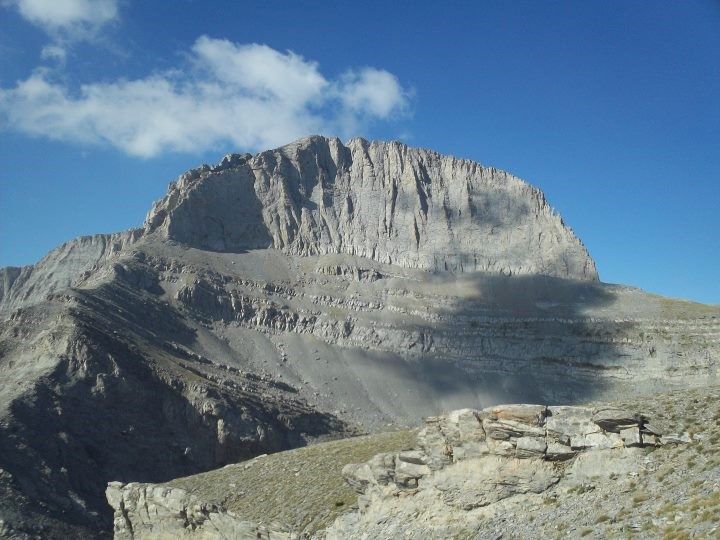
[106,402,690,539]
[327,403,686,539]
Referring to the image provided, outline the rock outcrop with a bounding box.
[0,230,141,315]
[105,401,697,539]
[144,136,597,279]
[106,482,296,539]
[324,404,677,539]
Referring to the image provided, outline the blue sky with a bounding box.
[1,1,718,303]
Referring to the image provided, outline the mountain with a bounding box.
[0,136,718,538]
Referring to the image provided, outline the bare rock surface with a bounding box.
[143,136,597,279]
[322,401,680,539]
[106,482,295,539]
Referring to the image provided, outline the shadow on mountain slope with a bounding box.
[342,271,637,416]
[432,271,635,403]
[0,277,353,539]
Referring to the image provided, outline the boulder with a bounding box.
[342,452,396,493]
[395,460,431,489]
[660,433,691,444]
[620,427,642,447]
[453,409,485,441]
[341,463,375,494]
[397,450,428,466]
[564,448,644,485]
[433,456,559,510]
[641,422,663,436]
[417,421,453,470]
[486,438,516,457]
[592,407,641,432]
[452,441,489,461]
[515,436,547,459]
[106,482,297,540]
[482,417,545,441]
[484,404,548,426]
[570,431,623,450]
[545,442,576,461]
[546,406,597,443]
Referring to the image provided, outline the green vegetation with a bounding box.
[168,429,417,535]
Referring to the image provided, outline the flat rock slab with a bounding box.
[562,447,644,486]
[592,407,642,433]
[432,455,559,510]
[485,404,548,425]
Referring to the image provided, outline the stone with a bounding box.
[563,448,644,485]
[395,460,431,488]
[660,433,691,444]
[643,434,660,446]
[397,450,428,465]
[342,463,376,494]
[546,406,598,442]
[482,417,545,441]
[454,409,485,442]
[432,456,559,510]
[486,404,548,426]
[592,407,641,432]
[515,436,547,459]
[417,423,454,471]
[545,442,576,461]
[571,432,623,450]
[641,422,662,436]
[620,427,642,447]
[452,441,490,461]
[486,438,516,457]
[105,482,298,539]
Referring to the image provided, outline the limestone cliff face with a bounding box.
[0,230,141,315]
[144,136,597,280]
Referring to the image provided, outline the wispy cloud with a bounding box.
[0,37,411,157]
[3,0,120,62]
[5,0,118,34]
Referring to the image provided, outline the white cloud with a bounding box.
[339,69,409,118]
[0,37,411,157]
[7,0,118,34]
[192,37,328,108]
[335,68,411,136]
[40,44,67,63]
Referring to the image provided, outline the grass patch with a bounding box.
[167,429,417,534]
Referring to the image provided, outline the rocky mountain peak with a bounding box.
[144,136,598,280]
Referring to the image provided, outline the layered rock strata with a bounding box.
[326,404,683,539]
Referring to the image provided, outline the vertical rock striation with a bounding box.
[145,136,597,280]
